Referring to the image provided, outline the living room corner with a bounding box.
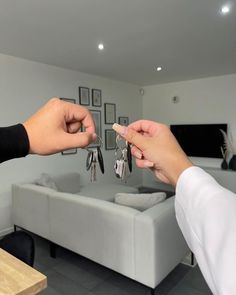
[0,1,235,294]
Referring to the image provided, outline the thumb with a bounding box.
[112,123,149,152]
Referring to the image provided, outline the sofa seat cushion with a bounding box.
[115,192,166,211]
[79,183,138,202]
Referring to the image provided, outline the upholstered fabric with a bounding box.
[12,173,189,289]
[35,173,58,191]
[134,197,189,288]
[12,184,51,239]
[79,183,138,201]
[53,172,80,193]
[115,192,166,211]
[49,192,139,278]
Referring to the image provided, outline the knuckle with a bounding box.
[50,97,60,104]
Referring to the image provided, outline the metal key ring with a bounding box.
[116,135,128,150]
[86,135,103,152]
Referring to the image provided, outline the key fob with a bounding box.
[86,151,93,170]
[127,143,132,172]
[97,146,104,174]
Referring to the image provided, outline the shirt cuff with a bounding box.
[0,124,30,163]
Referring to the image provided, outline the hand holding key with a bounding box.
[113,120,193,186]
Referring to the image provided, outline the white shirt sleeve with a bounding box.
[175,166,236,295]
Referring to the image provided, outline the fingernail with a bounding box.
[135,151,142,159]
[92,133,97,141]
[112,123,127,136]
[143,160,154,167]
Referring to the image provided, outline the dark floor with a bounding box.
[30,235,213,295]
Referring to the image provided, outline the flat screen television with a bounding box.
[170,124,227,158]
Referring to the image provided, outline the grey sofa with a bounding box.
[12,172,189,289]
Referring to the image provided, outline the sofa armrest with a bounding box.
[12,184,53,239]
[134,196,189,288]
[49,192,140,278]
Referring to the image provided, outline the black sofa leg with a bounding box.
[191,252,195,266]
[50,242,57,258]
[150,288,155,295]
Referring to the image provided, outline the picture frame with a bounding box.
[92,89,102,107]
[60,97,76,104]
[62,148,77,155]
[105,129,116,150]
[79,87,90,106]
[89,110,102,147]
[104,103,116,124]
[118,116,129,126]
[60,98,77,155]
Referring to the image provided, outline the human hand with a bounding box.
[23,98,96,155]
[112,120,193,186]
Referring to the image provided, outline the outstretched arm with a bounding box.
[0,98,96,163]
[113,121,236,295]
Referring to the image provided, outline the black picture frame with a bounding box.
[118,116,129,126]
[60,98,77,155]
[62,148,77,155]
[105,129,116,150]
[89,110,102,147]
[92,89,102,107]
[79,87,90,106]
[104,103,116,124]
[60,97,76,104]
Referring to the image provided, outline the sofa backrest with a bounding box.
[52,172,80,193]
[79,183,138,201]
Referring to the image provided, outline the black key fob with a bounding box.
[127,143,132,172]
[97,146,104,174]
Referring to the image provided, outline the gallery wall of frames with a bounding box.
[60,86,129,154]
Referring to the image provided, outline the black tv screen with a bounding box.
[170,124,227,158]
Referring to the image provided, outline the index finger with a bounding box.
[128,120,163,137]
[112,123,150,152]
[64,102,96,134]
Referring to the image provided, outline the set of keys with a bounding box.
[86,146,104,182]
[85,135,132,182]
[114,137,132,181]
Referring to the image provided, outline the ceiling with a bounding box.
[0,0,236,86]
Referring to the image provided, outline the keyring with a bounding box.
[86,136,104,180]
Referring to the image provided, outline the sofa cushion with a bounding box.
[35,173,58,191]
[115,192,166,211]
[53,172,80,193]
[79,183,138,202]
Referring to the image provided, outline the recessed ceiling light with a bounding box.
[156,66,162,72]
[98,43,104,50]
[221,5,230,14]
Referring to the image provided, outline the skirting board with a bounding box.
[0,227,14,237]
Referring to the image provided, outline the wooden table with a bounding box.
[0,248,47,295]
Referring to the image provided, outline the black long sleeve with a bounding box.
[0,124,30,163]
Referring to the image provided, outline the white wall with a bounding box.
[0,53,142,235]
[142,74,236,190]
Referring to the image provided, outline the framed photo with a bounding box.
[118,116,129,126]
[105,129,116,150]
[104,103,116,124]
[60,98,77,155]
[92,89,102,107]
[60,97,76,104]
[90,110,102,147]
[79,87,90,106]
[62,148,77,155]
